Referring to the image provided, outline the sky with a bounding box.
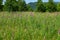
[3,0,60,4]
[25,0,60,4]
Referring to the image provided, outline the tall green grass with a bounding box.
[0,12,60,40]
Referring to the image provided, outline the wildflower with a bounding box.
[58,29,60,35]
[30,12,34,17]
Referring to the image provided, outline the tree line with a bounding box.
[0,0,60,12]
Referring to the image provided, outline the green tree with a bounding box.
[4,0,12,11]
[0,0,3,11]
[36,0,46,12]
[18,0,28,11]
[46,0,57,12]
[4,0,18,11]
[57,3,60,12]
[12,0,18,11]
[27,4,33,11]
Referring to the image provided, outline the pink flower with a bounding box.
[58,29,60,34]
[30,12,34,17]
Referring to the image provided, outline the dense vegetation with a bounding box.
[0,0,60,40]
[0,12,60,40]
[0,0,60,12]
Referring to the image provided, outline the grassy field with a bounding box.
[0,12,60,40]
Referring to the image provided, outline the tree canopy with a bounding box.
[0,0,60,12]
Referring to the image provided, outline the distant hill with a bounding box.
[27,2,59,10]
[27,2,37,10]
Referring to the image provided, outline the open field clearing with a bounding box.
[0,12,60,40]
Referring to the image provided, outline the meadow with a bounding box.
[0,12,60,40]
